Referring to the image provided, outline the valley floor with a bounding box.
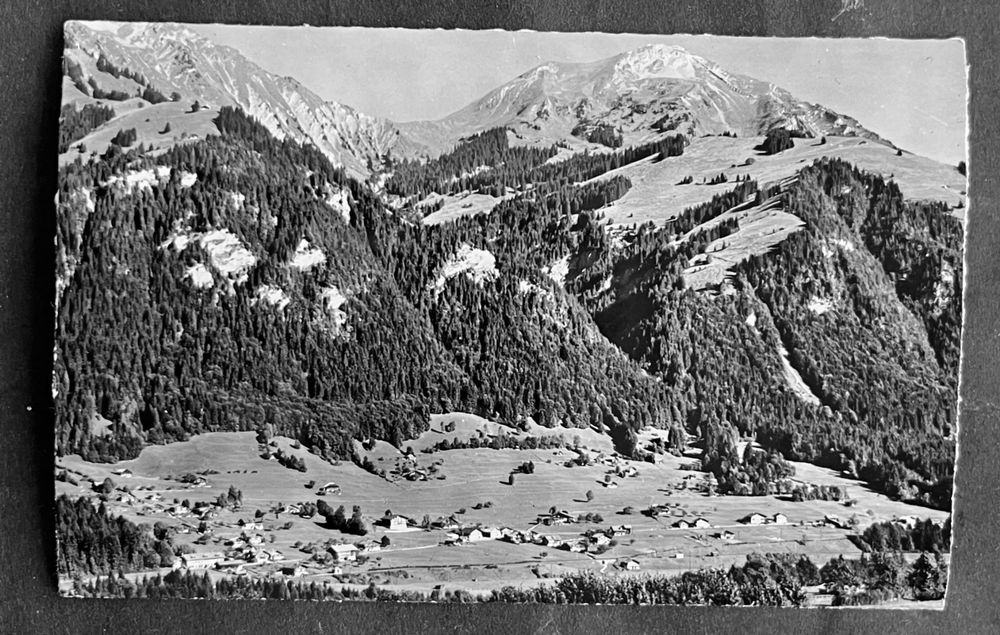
[56,413,948,604]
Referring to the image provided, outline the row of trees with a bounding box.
[68,550,946,605]
[58,103,115,152]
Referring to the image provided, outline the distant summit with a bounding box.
[398,43,889,158]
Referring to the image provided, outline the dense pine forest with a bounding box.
[55,105,961,510]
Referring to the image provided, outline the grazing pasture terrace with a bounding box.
[56,413,946,593]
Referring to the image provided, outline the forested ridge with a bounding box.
[55,105,961,509]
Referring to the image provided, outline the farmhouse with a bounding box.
[672,519,692,529]
[623,559,641,571]
[693,518,711,528]
[458,527,486,542]
[329,544,359,562]
[317,482,341,495]
[608,524,632,537]
[280,564,305,577]
[387,515,409,531]
[181,552,224,570]
[215,561,246,575]
[772,513,788,525]
[479,527,500,539]
[590,533,611,546]
[740,513,766,525]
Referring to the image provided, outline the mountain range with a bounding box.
[55,21,965,512]
[63,22,895,176]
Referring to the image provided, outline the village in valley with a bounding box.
[56,413,947,603]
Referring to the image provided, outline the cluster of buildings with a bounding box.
[739,512,789,526]
[220,524,285,564]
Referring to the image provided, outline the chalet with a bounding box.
[112,468,133,478]
[329,544,358,562]
[444,532,461,545]
[693,518,711,528]
[432,515,461,531]
[181,552,224,570]
[387,515,409,531]
[824,514,847,529]
[215,561,246,575]
[672,519,692,529]
[623,559,641,571]
[606,481,619,489]
[721,530,736,540]
[331,566,343,575]
[317,482,341,495]
[479,527,500,540]
[590,533,611,546]
[360,541,382,553]
[772,513,788,525]
[609,524,632,537]
[458,527,486,542]
[740,513,766,525]
[501,530,522,544]
[238,519,264,532]
[568,542,587,553]
[540,535,563,547]
[281,564,305,577]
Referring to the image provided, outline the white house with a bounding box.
[329,544,359,562]
[741,513,766,525]
[624,559,641,571]
[693,518,711,528]
[388,515,409,531]
[772,513,788,525]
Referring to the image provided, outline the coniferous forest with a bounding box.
[55,105,961,513]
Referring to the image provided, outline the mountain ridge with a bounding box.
[63,20,424,177]
[64,22,902,177]
[397,43,892,159]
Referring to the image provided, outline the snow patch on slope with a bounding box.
[105,166,196,194]
[430,243,499,293]
[254,284,291,310]
[544,255,570,287]
[290,239,326,270]
[324,184,351,222]
[198,230,256,284]
[776,339,821,406]
[184,263,214,289]
[319,285,349,334]
[807,296,834,315]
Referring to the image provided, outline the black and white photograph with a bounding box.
[53,20,965,607]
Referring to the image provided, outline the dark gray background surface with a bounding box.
[1,1,997,632]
